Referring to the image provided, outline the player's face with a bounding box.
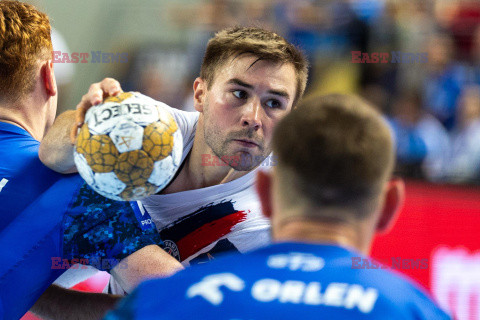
[199,55,297,171]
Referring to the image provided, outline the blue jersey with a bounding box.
[105,242,451,320]
[0,123,163,320]
[0,122,64,227]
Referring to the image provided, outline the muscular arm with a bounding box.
[39,78,123,173]
[111,244,184,293]
[30,284,121,320]
[39,110,77,173]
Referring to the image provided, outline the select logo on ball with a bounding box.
[74,92,183,201]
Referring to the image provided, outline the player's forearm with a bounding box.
[30,284,121,320]
[39,110,78,173]
[111,244,184,293]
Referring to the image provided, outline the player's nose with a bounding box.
[241,98,262,130]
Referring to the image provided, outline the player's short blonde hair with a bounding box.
[273,94,395,220]
[0,0,52,102]
[200,27,309,108]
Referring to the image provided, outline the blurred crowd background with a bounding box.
[36,0,480,185]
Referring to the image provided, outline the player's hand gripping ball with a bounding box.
[74,92,183,201]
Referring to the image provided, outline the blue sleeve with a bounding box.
[62,183,164,271]
[0,175,83,320]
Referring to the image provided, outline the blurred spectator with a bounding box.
[433,0,460,30]
[449,0,480,61]
[443,85,480,183]
[361,1,399,101]
[396,0,437,91]
[273,0,332,86]
[389,90,450,180]
[168,0,242,111]
[423,33,468,130]
[121,46,190,109]
[348,0,385,24]
[330,0,369,54]
[471,25,480,84]
[240,1,276,29]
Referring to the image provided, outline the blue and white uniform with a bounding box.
[105,242,451,320]
[0,122,163,320]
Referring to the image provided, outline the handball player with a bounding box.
[40,27,309,296]
[105,94,452,320]
[0,2,181,319]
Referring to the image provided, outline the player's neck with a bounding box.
[0,76,56,141]
[0,86,53,141]
[273,217,373,255]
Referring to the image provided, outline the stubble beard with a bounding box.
[203,103,269,171]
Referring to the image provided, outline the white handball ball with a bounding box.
[74,91,183,201]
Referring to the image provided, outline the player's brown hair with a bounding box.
[272,94,395,220]
[0,0,52,102]
[200,26,308,107]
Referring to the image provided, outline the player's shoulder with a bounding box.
[0,122,39,149]
[0,126,38,163]
[0,122,62,178]
[354,263,451,319]
[139,94,199,133]
[167,104,199,126]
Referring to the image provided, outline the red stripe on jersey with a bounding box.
[176,210,247,261]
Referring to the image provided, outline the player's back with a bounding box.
[105,242,451,320]
[0,122,64,229]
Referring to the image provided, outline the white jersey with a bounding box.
[147,106,271,265]
[106,104,271,294]
[142,161,270,265]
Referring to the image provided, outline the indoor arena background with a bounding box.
[22,0,480,319]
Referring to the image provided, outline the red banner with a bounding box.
[371,181,480,320]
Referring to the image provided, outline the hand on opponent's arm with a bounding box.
[39,78,123,173]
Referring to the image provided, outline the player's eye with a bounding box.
[232,90,248,100]
[265,99,282,109]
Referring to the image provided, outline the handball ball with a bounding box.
[74,92,183,201]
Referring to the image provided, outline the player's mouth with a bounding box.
[233,139,259,148]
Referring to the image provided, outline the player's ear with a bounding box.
[256,170,273,219]
[42,59,57,97]
[376,178,405,233]
[193,77,206,112]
